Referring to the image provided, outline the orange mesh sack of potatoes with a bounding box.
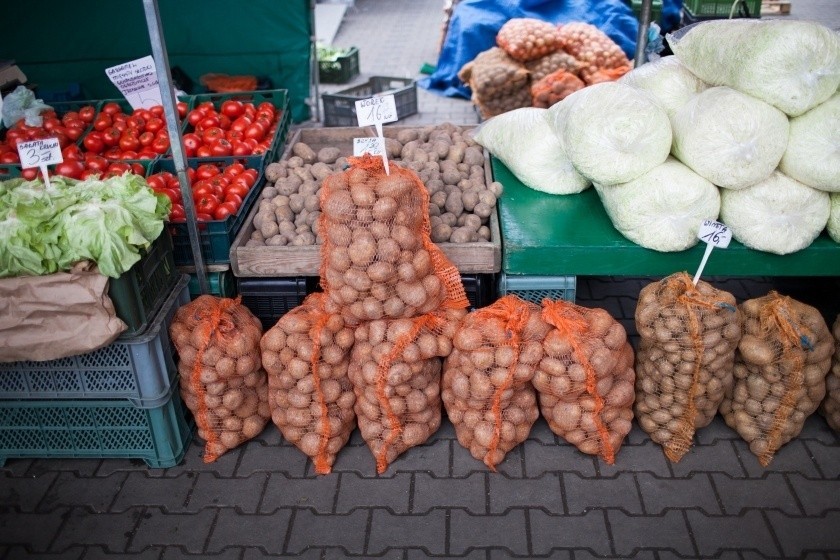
[458,47,532,119]
[721,292,833,466]
[531,69,586,108]
[319,154,469,326]
[525,51,583,82]
[534,300,635,464]
[442,295,549,469]
[349,307,467,473]
[260,292,356,474]
[634,273,742,462]
[820,315,840,432]
[556,22,632,85]
[496,18,563,62]
[170,295,270,463]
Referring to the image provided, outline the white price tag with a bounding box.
[17,138,63,169]
[353,137,384,157]
[354,94,398,127]
[697,220,732,248]
[106,55,162,110]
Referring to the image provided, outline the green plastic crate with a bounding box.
[682,0,761,18]
[497,274,577,304]
[187,269,237,298]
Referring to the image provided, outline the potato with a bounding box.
[292,142,317,164]
[317,147,341,164]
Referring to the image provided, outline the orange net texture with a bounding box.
[260,292,356,474]
[319,154,468,326]
[349,307,467,473]
[534,300,635,464]
[199,74,258,93]
[721,292,833,466]
[525,51,583,82]
[821,315,840,432]
[531,69,585,108]
[555,22,632,85]
[442,295,546,470]
[496,18,563,62]
[634,273,741,463]
[458,48,532,119]
[170,295,270,463]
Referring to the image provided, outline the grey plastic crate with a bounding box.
[0,276,190,407]
[497,274,577,304]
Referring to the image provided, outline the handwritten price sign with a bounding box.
[355,95,398,127]
[353,137,384,157]
[17,138,63,169]
[697,220,732,248]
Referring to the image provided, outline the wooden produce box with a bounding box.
[230,126,502,277]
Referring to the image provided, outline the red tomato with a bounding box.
[195,212,213,222]
[102,128,121,147]
[78,106,96,123]
[21,167,39,180]
[240,169,259,187]
[225,182,250,199]
[54,160,85,179]
[130,163,146,175]
[83,134,105,154]
[169,203,186,222]
[223,163,245,177]
[196,194,220,215]
[42,117,61,132]
[201,127,225,145]
[86,156,110,172]
[107,162,131,175]
[101,102,122,115]
[134,108,152,121]
[224,193,243,206]
[230,116,252,133]
[221,100,245,118]
[182,133,201,156]
[206,174,230,190]
[151,136,170,154]
[231,142,251,156]
[176,102,188,119]
[138,131,155,147]
[61,111,80,124]
[119,151,139,160]
[198,115,221,131]
[244,123,266,141]
[62,144,84,161]
[137,150,158,160]
[257,102,275,113]
[93,114,112,131]
[64,126,84,142]
[0,152,20,163]
[119,134,140,152]
[104,147,122,160]
[210,139,233,157]
[145,117,165,134]
[126,115,146,130]
[195,145,213,158]
[195,164,221,180]
[146,174,167,191]
[187,109,206,127]
[79,169,99,180]
[159,188,182,204]
[213,201,238,220]
[226,129,245,142]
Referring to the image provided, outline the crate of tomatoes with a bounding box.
[183,89,290,163]
[146,156,263,266]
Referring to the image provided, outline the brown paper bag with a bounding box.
[0,262,127,362]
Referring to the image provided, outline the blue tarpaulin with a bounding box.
[420,0,644,98]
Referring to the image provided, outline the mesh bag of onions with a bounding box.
[721,292,833,466]
[531,69,585,108]
[442,295,547,470]
[534,300,635,464]
[349,307,467,473]
[319,154,469,326]
[260,292,356,474]
[634,273,741,462]
[820,315,840,432]
[496,18,563,62]
[170,296,270,463]
[458,47,531,119]
[556,22,631,85]
[525,51,583,83]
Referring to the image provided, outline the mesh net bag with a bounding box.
[525,51,583,83]
[821,315,840,432]
[496,18,563,62]
[319,154,469,326]
[349,307,467,473]
[556,23,631,84]
[458,48,531,119]
[721,292,833,466]
[534,300,635,464]
[170,295,270,463]
[634,273,741,462]
[582,65,632,86]
[442,295,549,469]
[531,69,586,108]
[260,292,356,474]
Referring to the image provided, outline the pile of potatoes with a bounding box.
[458,47,532,118]
[721,293,833,466]
[170,296,271,463]
[247,124,502,247]
[260,293,357,474]
[349,308,465,473]
[531,69,585,108]
[634,273,742,462]
[496,18,563,62]
[820,316,840,432]
[533,301,635,463]
[442,296,545,469]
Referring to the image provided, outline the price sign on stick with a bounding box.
[106,55,162,110]
[355,94,398,175]
[692,219,732,285]
[17,138,63,189]
[353,137,384,157]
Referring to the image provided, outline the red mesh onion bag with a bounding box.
[531,69,586,108]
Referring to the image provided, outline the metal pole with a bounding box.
[310,0,321,122]
[141,0,210,294]
[634,0,653,67]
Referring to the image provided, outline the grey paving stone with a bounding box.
[487,473,563,514]
[206,508,292,554]
[27,458,101,477]
[522,441,596,478]
[388,439,451,477]
[94,459,157,477]
[607,509,695,557]
[598,440,672,478]
[162,545,239,559]
[38,472,125,514]
[491,550,571,560]
[529,510,611,557]
[412,472,486,514]
[128,508,214,553]
[449,510,528,556]
[3,545,84,559]
[336,472,411,514]
[686,510,779,558]
[622,423,652,446]
[787,474,840,516]
[407,551,486,560]
[326,550,404,560]
[711,473,802,515]
[286,509,368,555]
[251,424,284,446]
[635,472,722,515]
[245,547,322,560]
[573,551,656,560]
[694,416,742,445]
[53,507,140,552]
[657,552,741,560]
[452,443,523,478]
[259,472,338,514]
[111,473,193,513]
[737,439,821,478]
[0,471,59,512]
[803,441,840,479]
[82,546,163,559]
[234,442,308,478]
[186,472,267,513]
[367,509,447,555]
[670,441,746,477]
[330,444,381,476]
[797,415,839,445]
[562,472,642,514]
[767,511,840,558]
[529,418,559,445]
[428,419,457,442]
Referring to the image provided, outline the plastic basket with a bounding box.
[155,155,266,266]
[497,274,577,304]
[237,276,314,330]
[462,274,497,309]
[109,230,179,336]
[187,269,237,298]
[322,76,418,127]
[319,47,360,84]
[682,0,761,18]
[0,381,193,468]
[0,276,190,407]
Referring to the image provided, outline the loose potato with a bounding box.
[317,147,341,164]
[292,142,317,164]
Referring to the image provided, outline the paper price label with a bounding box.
[353,137,384,156]
[17,138,63,169]
[355,94,398,127]
[697,220,732,248]
[106,55,162,110]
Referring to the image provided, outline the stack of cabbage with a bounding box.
[473,19,840,254]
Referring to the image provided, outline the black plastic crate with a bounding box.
[236,276,317,330]
[319,47,360,84]
[461,274,497,309]
[322,76,418,127]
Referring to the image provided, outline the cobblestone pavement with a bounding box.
[2,0,840,558]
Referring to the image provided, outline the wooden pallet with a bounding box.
[761,0,791,14]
